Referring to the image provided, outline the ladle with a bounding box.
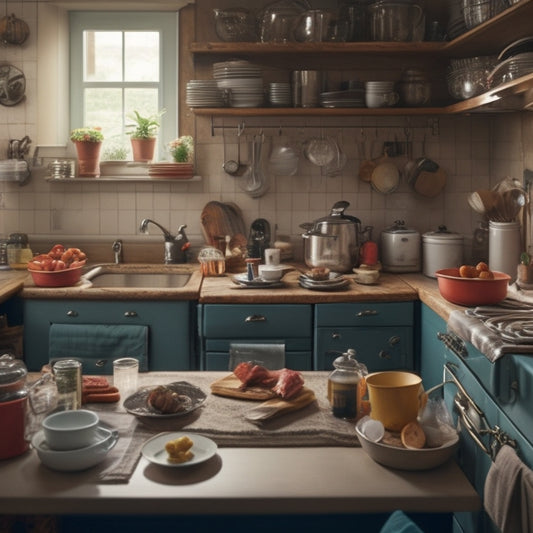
[223,124,247,177]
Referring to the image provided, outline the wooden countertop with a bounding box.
[0,263,464,320]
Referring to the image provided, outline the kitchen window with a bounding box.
[69,12,177,160]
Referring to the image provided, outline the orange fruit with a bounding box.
[400,421,426,449]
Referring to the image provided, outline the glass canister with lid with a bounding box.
[399,68,431,106]
[327,348,368,420]
[7,232,33,269]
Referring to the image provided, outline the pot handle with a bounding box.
[330,200,349,216]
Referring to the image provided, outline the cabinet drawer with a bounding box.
[201,304,312,338]
[315,326,414,371]
[23,299,194,372]
[315,302,414,327]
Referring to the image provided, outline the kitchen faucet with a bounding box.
[112,239,123,264]
[139,219,190,264]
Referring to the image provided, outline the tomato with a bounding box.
[459,265,478,278]
[54,260,66,271]
[476,262,489,272]
[48,244,65,259]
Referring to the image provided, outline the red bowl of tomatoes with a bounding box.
[29,265,85,287]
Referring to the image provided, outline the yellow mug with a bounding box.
[365,371,425,432]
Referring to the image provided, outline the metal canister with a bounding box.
[327,349,368,419]
[53,359,82,410]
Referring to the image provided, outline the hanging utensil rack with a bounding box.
[209,117,440,137]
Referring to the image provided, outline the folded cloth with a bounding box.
[380,511,424,533]
[484,444,533,533]
[49,323,148,373]
[448,310,533,362]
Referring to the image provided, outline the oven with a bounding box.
[438,333,533,533]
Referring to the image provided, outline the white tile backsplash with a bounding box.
[1,10,532,262]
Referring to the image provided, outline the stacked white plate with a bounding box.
[186,80,225,108]
[213,60,264,108]
[268,82,291,107]
[319,88,365,108]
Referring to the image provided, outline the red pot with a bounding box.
[0,396,29,459]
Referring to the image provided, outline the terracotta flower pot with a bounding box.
[131,138,156,162]
[74,141,102,178]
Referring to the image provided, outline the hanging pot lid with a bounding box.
[0,64,26,107]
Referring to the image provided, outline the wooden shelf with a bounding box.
[189,0,533,118]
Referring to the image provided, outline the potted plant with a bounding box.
[70,127,104,178]
[168,135,194,163]
[126,109,165,162]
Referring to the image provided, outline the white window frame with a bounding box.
[69,11,178,160]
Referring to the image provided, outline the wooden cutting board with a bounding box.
[201,201,247,249]
[244,388,317,422]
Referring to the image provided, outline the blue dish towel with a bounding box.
[49,323,149,373]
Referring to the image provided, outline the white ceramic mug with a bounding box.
[264,248,281,265]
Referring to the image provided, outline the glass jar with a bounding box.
[53,359,82,410]
[327,348,368,419]
[399,68,431,106]
[7,232,32,269]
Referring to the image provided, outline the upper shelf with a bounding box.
[190,0,533,59]
[189,0,533,117]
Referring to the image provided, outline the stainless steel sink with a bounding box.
[84,265,192,288]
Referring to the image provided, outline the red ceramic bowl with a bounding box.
[29,265,84,287]
[435,268,511,306]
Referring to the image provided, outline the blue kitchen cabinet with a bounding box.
[419,303,448,389]
[23,299,196,372]
[198,304,313,370]
[314,302,415,371]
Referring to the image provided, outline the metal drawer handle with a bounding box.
[124,311,138,317]
[244,314,267,323]
[95,360,107,367]
[356,310,378,317]
[331,332,341,339]
[66,310,78,317]
[437,331,468,358]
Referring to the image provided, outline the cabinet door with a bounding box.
[419,303,447,389]
[23,299,194,372]
[315,326,414,371]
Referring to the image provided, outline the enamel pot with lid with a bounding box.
[301,201,370,273]
[0,354,29,459]
[380,220,421,272]
[422,225,464,278]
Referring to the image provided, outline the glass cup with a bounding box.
[113,357,139,400]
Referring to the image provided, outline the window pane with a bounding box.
[125,32,159,82]
[84,31,123,82]
[125,88,159,122]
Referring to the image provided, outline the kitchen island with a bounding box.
[0,371,479,532]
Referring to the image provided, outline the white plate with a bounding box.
[141,431,218,467]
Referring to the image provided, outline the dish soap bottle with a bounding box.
[327,348,368,420]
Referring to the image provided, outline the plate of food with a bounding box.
[141,431,218,467]
[123,382,207,418]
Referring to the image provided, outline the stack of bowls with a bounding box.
[446,56,497,100]
[364,81,399,108]
[32,409,118,471]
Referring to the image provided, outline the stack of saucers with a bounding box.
[268,82,291,107]
[186,80,225,108]
[213,60,264,108]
